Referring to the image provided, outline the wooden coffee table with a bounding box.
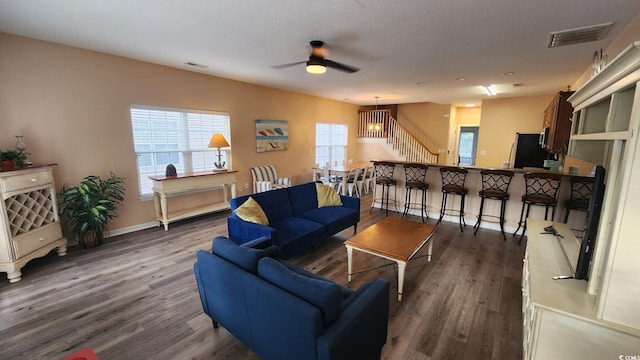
[344,217,438,301]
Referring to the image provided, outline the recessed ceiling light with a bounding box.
[465,104,476,107]
[501,72,515,76]
[185,62,208,68]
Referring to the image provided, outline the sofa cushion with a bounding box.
[234,196,269,225]
[268,217,326,260]
[258,257,343,326]
[297,206,359,235]
[287,182,319,216]
[276,259,353,299]
[212,236,266,273]
[315,182,343,207]
[248,188,294,223]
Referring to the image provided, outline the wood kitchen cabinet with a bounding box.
[542,91,574,152]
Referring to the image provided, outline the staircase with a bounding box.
[358,109,440,163]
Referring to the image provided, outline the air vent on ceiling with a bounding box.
[547,22,613,48]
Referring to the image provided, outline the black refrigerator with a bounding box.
[509,133,551,169]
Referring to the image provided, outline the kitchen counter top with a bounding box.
[370,156,596,177]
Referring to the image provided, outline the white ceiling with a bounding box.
[1,0,639,106]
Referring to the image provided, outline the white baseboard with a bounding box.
[105,221,159,238]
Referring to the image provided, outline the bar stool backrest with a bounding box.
[373,161,396,181]
[480,169,514,193]
[440,167,468,189]
[404,163,428,184]
[524,172,562,199]
[569,176,594,201]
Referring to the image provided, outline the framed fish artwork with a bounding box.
[256,119,288,152]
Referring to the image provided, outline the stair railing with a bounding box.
[358,109,440,164]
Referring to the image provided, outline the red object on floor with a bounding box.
[63,347,99,360]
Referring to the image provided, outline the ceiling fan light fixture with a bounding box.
[306,56,326,74]
[306,64,326,74]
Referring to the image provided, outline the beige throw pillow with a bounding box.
[316,183,343,208]
[235,197,269,225]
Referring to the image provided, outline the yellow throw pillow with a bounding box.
[316,183,343,208]
[235,197,269,225]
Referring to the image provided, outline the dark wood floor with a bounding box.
[0,193,526,360]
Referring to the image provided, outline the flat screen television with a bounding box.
[575,165,606,280]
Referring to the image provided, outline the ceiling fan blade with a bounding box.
[325,59,359,73]
[271,61,306,69]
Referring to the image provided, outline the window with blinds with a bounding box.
[315,123,347,166]
[130,105,231,198]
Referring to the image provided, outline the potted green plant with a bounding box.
[0,149,29,168]
[58,172,125,248]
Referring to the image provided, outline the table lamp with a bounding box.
[208,133,230,171]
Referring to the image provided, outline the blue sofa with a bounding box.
[227,182,360,259]
[194,236,390,360]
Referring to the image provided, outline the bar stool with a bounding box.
[437,167,468,232]
[370,161,398,216]
[513,172,562,244]
[402,163,429,222]
[563,176,594,223]
[473,169,514,240]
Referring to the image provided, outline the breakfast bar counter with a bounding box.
[369,159,594,236]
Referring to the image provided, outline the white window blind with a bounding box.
[315,123,347,166]
[130,105,231,198]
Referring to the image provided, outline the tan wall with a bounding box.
[396,102,451,163]
[0,33,359,236]
[475,95,554,168]
[455,106,481,126]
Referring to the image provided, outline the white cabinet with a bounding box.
[522,41,640,359]
[0,165,67,282]
[522,220,640,360]
[567,41,640,329]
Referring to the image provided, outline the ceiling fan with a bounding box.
[272,40,360,74]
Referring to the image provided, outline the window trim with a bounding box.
[130,104,231,200]
[315,122,348,166]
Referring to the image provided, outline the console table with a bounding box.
[150,170,237,230]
